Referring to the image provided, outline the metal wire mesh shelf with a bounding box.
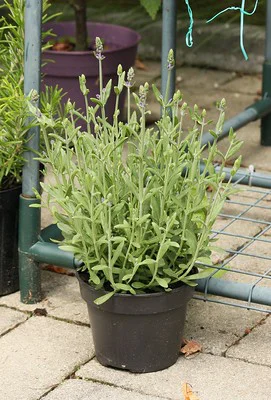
[194,172,271,313]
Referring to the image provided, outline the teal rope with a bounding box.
[206,0,259,60]
[185,0,194,47]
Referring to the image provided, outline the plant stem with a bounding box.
[71,0,88,51]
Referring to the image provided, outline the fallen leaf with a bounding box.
[244,327,252,335]
[180,339,202,357]
[135,58,148,70]
[43,264,75,276]
[33,308,47,317]
[182,383,200,400]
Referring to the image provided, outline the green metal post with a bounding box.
[261,0,271,145]
[19,0,42,303]
[161,0,177,99]
[19,197,41,303]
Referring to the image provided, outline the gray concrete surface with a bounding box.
[1,61,271,400]
[76,356,271,400]
[42,379,163,400]
[227,315,271,366]
[0,316,94,400]
[0,306,28,336]
[0,270,89,324]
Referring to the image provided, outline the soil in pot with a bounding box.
[77,271,194,373]
[0,185,22,295]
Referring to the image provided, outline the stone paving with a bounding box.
[1,62,271,399]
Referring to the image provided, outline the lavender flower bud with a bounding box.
[138,84,148,109]
[94,37,105,60]
[167,49,175,70]
[117,64,123,76]
[125,67,135,88]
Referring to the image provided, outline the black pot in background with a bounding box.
[0,185,21,296]
[77,272,194,373]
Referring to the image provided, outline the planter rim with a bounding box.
[43,21,141,56]
[0,184,22,195]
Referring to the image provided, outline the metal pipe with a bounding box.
[19,196,41,303]
[22,0,42,195]
[201,98,271,146]
[161,0,177,100]
[29,242,83,270]
[265,0,271,61]
[261,0,271,145]
[19,0,42,304]
[40,224,63,243]
[200,163,271,189]
[196,277,271,307]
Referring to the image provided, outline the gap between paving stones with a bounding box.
[0,304,31,338]
[38,358,96,400]
[0,302,90,327]
[69,375,173,400]
[223,313,270,361]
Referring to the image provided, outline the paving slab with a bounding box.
[212,216,264,257]
[0,316,94,400]
[0,306,28,336]
[222,74,261,96]
[76,354,271,400]
[43,379,163,400]
[184,299,266,355]
[0,270,89,324]
[227,315,271,367]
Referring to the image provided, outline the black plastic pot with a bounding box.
[77,272,194,373]
[0,185,21,295]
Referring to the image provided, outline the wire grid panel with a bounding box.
[194,175,271,313]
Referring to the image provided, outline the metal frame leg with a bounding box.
[161,0,177,99]
[19,0,42,303]
[261,0,271,145]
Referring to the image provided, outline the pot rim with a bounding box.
[43,21,141,56]
[0,184,22,194]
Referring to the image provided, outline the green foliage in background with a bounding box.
[0,0,65,190]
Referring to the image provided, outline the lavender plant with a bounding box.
[30,38,242,304]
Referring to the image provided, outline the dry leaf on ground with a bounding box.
[135,58,148,70]
[42,264,75,276]
[180,339,202,357]
[182,383,200,400]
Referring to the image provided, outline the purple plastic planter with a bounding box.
[42,22,140,122]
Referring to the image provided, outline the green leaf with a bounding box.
[155,276,169,288]
[131,282,146,289]
[111,240,125,266]
[196,257,212,266]
[152,222,162,239]
[114,283,136,294]
[185,230,197,254]
[103,79,112,104]
[59,245,78,253]
[185,268,215,280]
[89,271,101,285]
[152,84,163,105]
[212,264,231,278]
[157,241,170,261]
[140,0,161,19]
[94,291,115,305]
[92,264,109,272]
[90,98,103,107]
